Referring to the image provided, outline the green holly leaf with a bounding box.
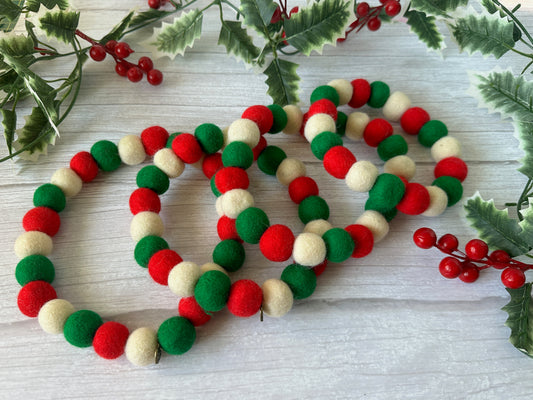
[218,20,261,65]
[101,11,134,44]
[25,0,69,12]
[1,109,16,154]
[502,283,533,358]
[0,0,23,22]
[450,13,515,59]
[465,195,531,257]
[514,122,533,180]
[410,0,469,18]
[39,10,80,44]
[0,35,35,57]
[481,0,498,14]
[13,106,57,160]
[128,9,174,29]
[0,0,24,32]
[519,201,533,248]
[404,9,444,51]
[284,0,354,56]
[240,0,277,39]
[264,58,299,106]
[147,9,203,59]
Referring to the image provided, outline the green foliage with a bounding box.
[39,10,80,44]
[25,0,69,12]
[264,58,299,106]
[13,106,57,158]
[0,0,22,22]
[515,122,533,180]
[1,109,15,154]
[218,20,261,64]
[150,9,203,58]
[404,9,444,51]
[240,0,278,39]
[410,0,469,18]
[503,283,533,358]
[128,9,174,29]
[0,35,35,58]
[481,0,498,14]
[101,11,135,44]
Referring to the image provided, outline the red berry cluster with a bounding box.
[339,0,401,42]
[413,227,531,289]
[148,0,168,9]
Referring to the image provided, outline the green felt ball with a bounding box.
[280,264,317,300]
[222,141,254,169]
[310,85,340,107]
[257,145,287,176]
[310,131,343,160]
[33,183,66,212]
[134,235,169,268]
[212,239,245,272]
[377,134,408,161]
[210,175,221,197]
[432,176,463,206]
[268,104,288,133]
[418,120,448,148]
[194,270,231,312]
[136,165,169,195]
[166,132,182,148]
[64,310,103,348]
[298,195,330,224]
[194,123,224,154]
[16,255,55,286]
[90,140,121,172]
[322,228,355,263]
[368,81,390,108]
[157,316,196,355]
[336,111,347,136]
[366,173,406,213]
[235,207,270,244]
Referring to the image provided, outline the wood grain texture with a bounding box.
[2,1,533,399]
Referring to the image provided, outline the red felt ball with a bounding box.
[345,224,374,258]
[400,107,430,135]
[214,167,249,194]
[141,126,169,156]
[288,176,319,204]
[348,79,371,108]
[313,259,328,276]
[308,99,338,121]
[299,112,310,136]
[93,321,129,359]
[23,207,61,237]
[217,216,242,241]
[129,188,161,215]
[17,280,57,317]
[396,182,430,215]
[259,224,295,262]
[227,279,263,317]
[70,151,99,182]
[202,153,223,179]
[242,105,273,134]
[398,175,409,186]
[252,135,268,161]
[171,133,203,164]
[323,146,356,179]
[148,249,183,285]
[434,157,468,182]
[178,296,211,326]
[363,118,393,147]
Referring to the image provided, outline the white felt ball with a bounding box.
[220,189,254,219]
[215,195,225,217]
[345,160,379,193]
[38,299,75,334]
[304,219,333,237]
[345,112,370,141]
[168,261,201,297]
[383,91,411,122]
[276,158,306,186]
[283,105,304,135]
[130,211,164,242]
[327,79,353,106]
[304,113,336,142]
[384,155,416,180]
[118,135,146,166]
[222,126,229,148]
[14,231,53,259]
[422,185,449,217]
[292,232,327,267]
[50,167,82,198]
[261,279,293,318]
[227,118,260,148]
[125,327,159,367]
[431,136,462,162]
[191,154,205,170]
[201,262,228,276]
[154,148,185,178]
[356,210,389,243]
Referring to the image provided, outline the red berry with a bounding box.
[367,17,381,31]
[148,0,161,9]
[89,44,106,62]
[356,2,370,17]
[501,267,526,289]
[271,6,282,23]
[105,40,117,52]
[489,249,511,266]
[413,227,437,249]
[115,62,128,77]
[459,262,480,283]
[138,56,154,72]
[437,233,459,253]
[114,42,133,59]
[439,257,462,279]
[289,6,299,17]
[384,0,401,17]
[465,239,488,261]
[147,69,163,86]
[127,66,143,83]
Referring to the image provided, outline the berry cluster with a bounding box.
[339,0,401,42]
[413,227,531,289]
[148,0,168,9]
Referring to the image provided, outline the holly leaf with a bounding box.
[128,9,174,29]
[514,122,533,180]
[404,9,445,51]
[1,109,16,154]
[218,20,261,65]
[39,10,80,44]
[146,9,203,59]
[240,0,278,39]
[284,0,355,56]
[481,0,498,14]
[26,0,69,12]
[450,13,515,59]
[502,283,533,358]
[410,0,469,18]
[12,106,57,160]
[101,11,134,44]
[519,201,533,249]
[264,58,299,106]
[0,0,23,22]
[465,195,531,257]
[0,35,35,57]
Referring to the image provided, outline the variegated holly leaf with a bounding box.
[514,121,533,180]
[239,0,278,39]
[404,9,445,51]
[101,11,134,44]
[39,10,80,44]
[519,201,533,248]
[12,106,57,161]
[481,0,498,14]
[128,9,174,29]
[0,0,23,24]
[410,0,469,18]
[1,109,16,155]
[264,58,299,106]
[25,0,69,12]
[218,20,261,65]
[503,283,533,358]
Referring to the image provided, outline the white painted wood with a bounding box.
[2,1,533,399]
